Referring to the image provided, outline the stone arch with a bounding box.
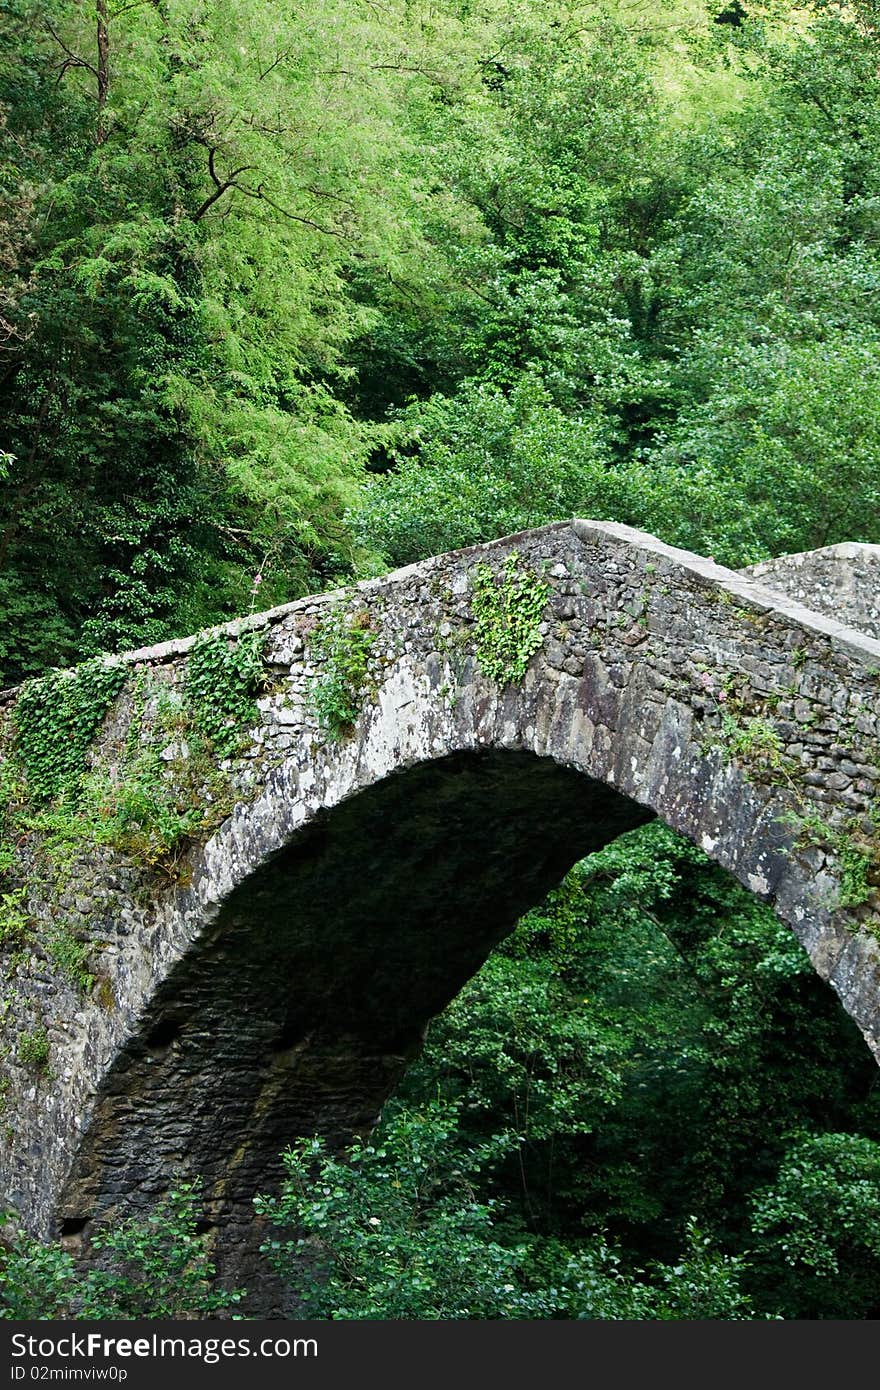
[3,520,879,1296]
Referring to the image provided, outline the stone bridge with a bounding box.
[1,520,879,1295]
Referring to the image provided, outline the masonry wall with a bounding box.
[744,542,880,641]
[0,519,878,1300]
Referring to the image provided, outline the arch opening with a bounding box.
[59,751,650,1273]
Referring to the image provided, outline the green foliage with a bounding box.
[629,1219,767,1322]
[641,336,880,565]
[5,0,880,1324]
[253,815,880,1320]
[785,809,879,911]
[12,659,126,803]
[350,2,880,573]
[83,771,203,874]
[750,1132,880,1318]
[45,927,93,995]
[307,608,376,740]
[0,644,256,905]
[351,377,613,569]
[3,0,880,683]
[402,951,623,1149]
[0,1224,77,1321]
[0,0,508,680]
[395,821,880,1315]
[396,945,624,1235]
[0,751,27,866]
[184,628,266,759]
[0,888,29,950]
[837,837,875,910]
[16,1027,48,1070]
[77,673,243,870]
[256,1098,764,1320]
[0,1183,240,1319]
[471,553,549,686]
[257,1101,534,1319]
[718,713,787,776]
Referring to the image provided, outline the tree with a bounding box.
[0,0,473,679]
[351,375,613,568]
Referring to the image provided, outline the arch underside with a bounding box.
[60,750,651,1288]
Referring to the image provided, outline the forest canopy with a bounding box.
[3,0,880,682]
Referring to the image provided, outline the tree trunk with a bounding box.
[96,0,109,145]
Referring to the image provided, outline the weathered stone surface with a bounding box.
[1,518,879,1305]
[743,542,880,641]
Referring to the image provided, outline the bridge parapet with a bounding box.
[743,542,880,641]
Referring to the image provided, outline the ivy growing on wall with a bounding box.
[12,659,127,802]
[183,628,267,759]
[471,552,549,686]
[307,608,376,740]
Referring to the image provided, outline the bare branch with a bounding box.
[189,142,347,236]
[45,19,99,81]
[233,181,345,237]
[191,146,257,221]
[258,49,293,81]
[110,0,162,16]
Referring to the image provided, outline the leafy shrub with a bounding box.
[255,1099,764,1320]
[84,769,202,872]
[750,1133,880,1318]
[0,1184,241,1320]
[256,1102,537,1319]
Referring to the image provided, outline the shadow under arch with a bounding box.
[58,749,652,1290]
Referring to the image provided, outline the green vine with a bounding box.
[0,633,274,1055]
[307,608,376,740]
[13,658,127,803]
[471,552,549,686]
[184,628,267,759]
[123,671,150,764]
